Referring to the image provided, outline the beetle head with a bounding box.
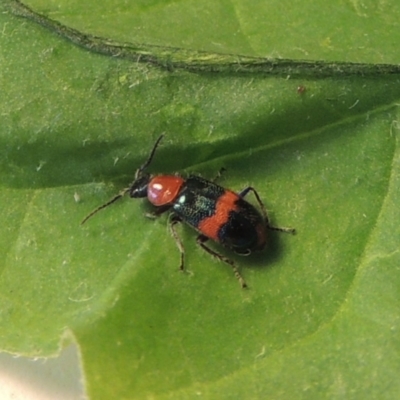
[129,173,151,198]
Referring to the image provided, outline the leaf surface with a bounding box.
[1,1,400,399]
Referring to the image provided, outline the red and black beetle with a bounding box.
[82,135,295,288]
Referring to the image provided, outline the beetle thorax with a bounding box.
[147,175,185,206]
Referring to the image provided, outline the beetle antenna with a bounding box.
[82,134,165,225]
[81,188,129,225]
[135,134,165,178]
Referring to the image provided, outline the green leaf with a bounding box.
[1,1,400,399]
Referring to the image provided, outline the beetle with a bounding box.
[82,135,295,288]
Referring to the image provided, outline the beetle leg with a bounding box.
[239,186,295,234]
[145,205,171,219]
[196,234,247,289]
[238,186,267,218]
[212,167,227,183]
[267,224,296,234]
[169,214,185,271]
